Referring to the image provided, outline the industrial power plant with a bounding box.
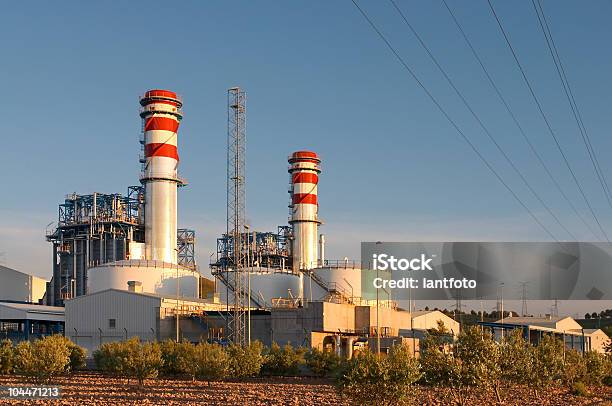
[0,88,606,359]
[4,87,430,354]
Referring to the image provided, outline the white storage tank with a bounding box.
[309,264,362,301]
[88,259,199,298]
[217,268,302,307]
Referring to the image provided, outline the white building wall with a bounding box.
[0,266,48,303]
[65,289,162,353]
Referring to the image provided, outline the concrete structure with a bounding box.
[482,315,610,353]
[65,289,225,353]
[0,302,64,341]
[238,301,416,357]
[0,266,47,303]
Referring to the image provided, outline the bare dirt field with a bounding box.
[0,373,608,405]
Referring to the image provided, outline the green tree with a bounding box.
[160,340,188,376]
[305,347,341,377]
[561,349,586,386]
[499,329,532,386]
[455,327,502,402]
[93,338,162,385]
[583,351,609,385]
[262,343,306,376]
[54,336,86,371]
[336,344,420,406]
[0,340,14,374]
[528,334,564,394]
[227,341,264,378]
[194,343,229,384]
[129,340,163,385]
[14,335,70,381]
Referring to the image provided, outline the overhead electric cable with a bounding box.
[532,0,612,208]
[389,0,576,240]
[349,0,569,249]
[441,0,599,240]
[486,0,609,242]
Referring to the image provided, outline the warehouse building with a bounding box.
[0,302,64,341]
[482,315,610,353]
[65,289,225,353]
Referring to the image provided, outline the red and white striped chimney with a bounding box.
[139,89,183,264]
[288,151,321,271]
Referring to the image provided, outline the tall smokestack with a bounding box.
[289,151,321,271]
[139,89,183,264]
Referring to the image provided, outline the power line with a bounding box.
[486,0,609,242]
[388,0,576,240]
[532,0,612,209]
[349,0,568,249]
[441,0,600,240]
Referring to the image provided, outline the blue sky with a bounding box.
[2,1,612,279]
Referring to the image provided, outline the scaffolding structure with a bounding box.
[45,188,144,306]
[211,226,293,272]
[45,187,198,306]
[177,228,197,271]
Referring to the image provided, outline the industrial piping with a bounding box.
[139,89,183,264]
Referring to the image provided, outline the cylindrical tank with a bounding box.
[310,266,362,300]
[288,151,321,271]
[87,259,199,298]
[217,268,302,307]
[139,89,183,264]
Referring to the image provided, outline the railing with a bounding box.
[310,259,361,269]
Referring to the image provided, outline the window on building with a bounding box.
[108,319,116,329]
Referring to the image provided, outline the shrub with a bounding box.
[227,341,264,378]
[0,340,14,374]
[499,329,532,386]
[562,349,586,386]
[14,335,70,381]
[571,381,589,397]
[583,351,608,385]
[93,341,128,375]
[194,343,229,384]
[53,336,86,371]
[420,329,460,388]
[305,347,341,377]
[94,338,162,385]
[129,340,163,385]
[336,344,420,406]
[160,340,186,376]
[528,334,564,392]
[603,375,612,386]
[262,343,306,376]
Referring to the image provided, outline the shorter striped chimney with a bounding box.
[288,151,321,272]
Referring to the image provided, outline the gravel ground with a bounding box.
[0,373,608,405]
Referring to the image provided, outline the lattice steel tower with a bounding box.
[227,87,248,345]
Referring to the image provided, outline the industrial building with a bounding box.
[0,265,47,303]
[481,315,609,353]
[0,302,64,341]
[65,289,224,353]
[38,87,470,358]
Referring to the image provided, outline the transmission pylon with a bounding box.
[520,282,528,317]
[226,87,248,346]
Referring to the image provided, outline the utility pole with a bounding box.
[520,281,528,317]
